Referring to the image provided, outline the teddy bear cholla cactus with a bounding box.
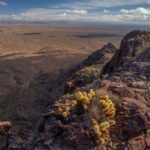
[72,89,95,110]
[58,106,70,118]
[91,119,116,144]
[58,89,96,118]
[90,95,116,145]
[100,95,116,118]
[58,90,116,146]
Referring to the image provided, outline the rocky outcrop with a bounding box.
[64,43,117,93]
[81,43,116,67]
[137,48,150,62]
[63,30,150,149]
[102,47,150,92]
[99,30,150,149]
[5,79,150,150]
[102,30,150,74]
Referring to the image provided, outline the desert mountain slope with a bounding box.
[0,24,128,148]
[2,30,150,150]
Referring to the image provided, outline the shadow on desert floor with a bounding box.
[0,50,86,128]
[73,33,124,38]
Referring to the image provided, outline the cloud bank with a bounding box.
[0,7,149,25]
[0,0,150,25]
[57,0,150,9]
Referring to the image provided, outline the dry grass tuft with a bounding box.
[84,88,119,130]
[95,89,120,106]
[84,100,104,127]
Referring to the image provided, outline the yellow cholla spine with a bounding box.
[92,119,102,139]
[58,107,64,113]
[58,89,96,118]
[92,118,98,125]
[91,119,109,145]
[90,95,116,145]
[58,106,70,118]
[99,121,110,129]
[109,120,116,126]
[73,89,96,110]
[100,95,116,119]
[72,100,77,107]
[98,137,105,145]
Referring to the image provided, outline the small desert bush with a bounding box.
[75,65,102,85]
[58,89,119,146]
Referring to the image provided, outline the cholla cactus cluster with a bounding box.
[58,90,116,146]
[100,95,116,118]
[58,89,95,118]
[58,106,70,118]
[72,89,96,110]
[91,119,115,144]
[90,95,116,145]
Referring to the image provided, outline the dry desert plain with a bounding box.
[0,24,134,129]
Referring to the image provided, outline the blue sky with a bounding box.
[0,0,150,24]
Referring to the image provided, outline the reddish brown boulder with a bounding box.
[61,122,91,150]
[100,80,136,98]
[127,136,145,150]
[44,117,63,139]
[116,97,150,139]
[145,137,150,148]
[100,79,149,102]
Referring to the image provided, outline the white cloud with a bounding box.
[0,7,149,25]
[120,7,150,15]
[103,9,109,13]
[66,9,87,14]
[1,8,88,22]
[56,0,150,9]
[0,1,7,6]
[118,7,150,23]
[59,13,67,17]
